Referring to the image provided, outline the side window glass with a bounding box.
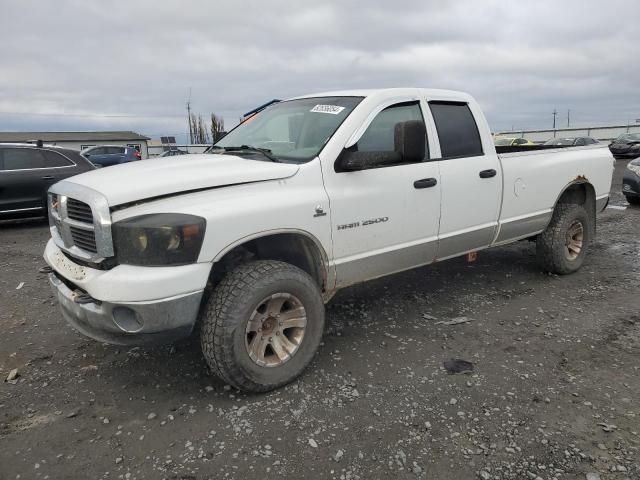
[89,147,104,155]
[357,102,426,157]
[2,148,47,170]
[43,150,73,167]
[429,101,483,158]
[576,138,585,146]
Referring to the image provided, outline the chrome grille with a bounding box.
[69,226,98,252]
[66,198,93,223]
[48,181,114,262]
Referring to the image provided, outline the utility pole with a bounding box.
[567,109,570,128]
[552,109,557,129]
[186,88,193,145]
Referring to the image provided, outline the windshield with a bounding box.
[494,137,514,146]
[213,96,363,163]
[617,133,640,142]
[544,138,575,146]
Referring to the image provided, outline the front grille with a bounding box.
[48,183,114,261]
[69,226,98,253]
[67,198,93,223]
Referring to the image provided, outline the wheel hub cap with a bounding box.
[245,293,307,368]
[565,220,584,261]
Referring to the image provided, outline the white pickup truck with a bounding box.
[44,88,614,392]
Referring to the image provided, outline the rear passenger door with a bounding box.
[0,147,51,214]
[427,101,502,259]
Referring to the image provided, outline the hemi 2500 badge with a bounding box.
[337,217,389,230]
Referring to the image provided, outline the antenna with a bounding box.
[552,109,557,129]
[567,109,570,128]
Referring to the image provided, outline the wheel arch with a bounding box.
[208,229,334,299]
[551,179,596,236]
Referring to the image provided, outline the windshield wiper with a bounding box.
[216,145,279,162]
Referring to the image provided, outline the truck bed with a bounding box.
[494,144,613,245]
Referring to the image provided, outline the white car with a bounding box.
[44,88,614,392]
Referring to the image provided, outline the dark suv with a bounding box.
[0,143,95,219]
[81,145,142,167]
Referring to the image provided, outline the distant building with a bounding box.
[0,131,150,158]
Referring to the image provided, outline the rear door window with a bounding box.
[429,101,483,159]
[1,148,47,170]
[42,150,74,167]
[106,147,124,154]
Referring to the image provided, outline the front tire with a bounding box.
[200,260,325,392]
[625,195,640,205]
[536,203,591,275]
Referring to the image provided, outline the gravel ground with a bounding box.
[1,160,638,480]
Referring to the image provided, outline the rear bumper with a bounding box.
[49,273,203,345]
[596,195,609,212]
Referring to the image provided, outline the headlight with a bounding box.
[627,163,640,176]
[113,213,206,266]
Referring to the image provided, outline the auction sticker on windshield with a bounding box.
[310,104,346,114]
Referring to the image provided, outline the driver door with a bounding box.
[322,101,441,288]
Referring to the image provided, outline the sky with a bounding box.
[1,0,639,143]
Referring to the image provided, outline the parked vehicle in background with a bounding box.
[81,145,141,167]
[0,143,94,219]
[44,88,613,392]
[622,159,640,205]
[544,137,599,147]
[494,137,536,146]
[158,149,189,158]
[609,133,640,159]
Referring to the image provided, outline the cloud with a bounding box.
[1,0,639,142]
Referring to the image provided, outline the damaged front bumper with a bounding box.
[44,239,208,346]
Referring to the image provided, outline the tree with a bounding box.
[187,110,226,144]
[210,113,225,142]
[189,113,209,144]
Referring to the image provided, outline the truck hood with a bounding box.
[64,154,300,206]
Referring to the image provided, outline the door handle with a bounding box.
[414,178,438,189]
[479,169,497,178]
[42,175,55,180]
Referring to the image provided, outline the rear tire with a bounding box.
[536,204,591,275]
[200,260,325,392]
[625,195,640,205]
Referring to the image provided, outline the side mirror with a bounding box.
[394,120,426,163]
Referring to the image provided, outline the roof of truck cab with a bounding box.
[291,88,473,102]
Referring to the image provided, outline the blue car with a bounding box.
[81,145,141,167]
